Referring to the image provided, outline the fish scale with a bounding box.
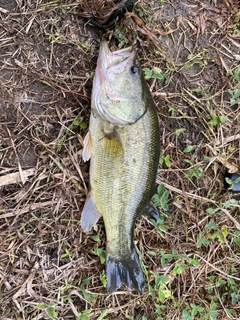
[91,116,157,250]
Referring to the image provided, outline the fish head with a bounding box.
[91,41,147,125]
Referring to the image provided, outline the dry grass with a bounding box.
[0,0,240,319]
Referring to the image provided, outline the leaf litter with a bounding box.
[0,0,240,319]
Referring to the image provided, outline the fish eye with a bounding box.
[130,66,139,75]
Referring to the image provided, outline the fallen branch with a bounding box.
[0,168,35,187]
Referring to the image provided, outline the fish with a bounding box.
[81,41,160,293]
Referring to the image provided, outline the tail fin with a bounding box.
[106,248,145,293]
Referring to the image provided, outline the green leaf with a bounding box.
[183,145,194,153]
[143,67,166,83]
[100,270,107,288]
[35,304,48,310]
[158,288,172,302]
[152,185,169,212]
[153,66,162,74]
[77,314,90,320]
[206,207,216,214]
[209,112,227,126]
[152,73,165,81]
[160,251,172,266]
[159,275,170,283]
[91,247,106,264]
[208,231,225,243]
[197,233,210,248]
[164,154,171,168]
[182,308,193,320]
[96,310,108,320]
[219,115,227,123]
[230,98,236,106]
[171,263,188,276]
[46,306,58,318]
[185,166,203,179]
[61,248,72,259]
[143,68,152,79]
[80,122,88,128]
[175,128,186,137]
[184,58,197,69]
[155,303,166,315]
[216,278,227,287]
[73,118,81,126]
[221,225,228,238]
[157,184,165,195]
[233,230,240,247]
[92,235,100,242]
[233,65,240,81]
[233,88,240,99]
[228,88,240,105]
[224,198,239,208]
[147,250,157,256]
[80,279,93,303]
[190,303,205,316]
[204,218,218,231]
[188,258,200,266]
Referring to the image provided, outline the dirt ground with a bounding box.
[0,0,240,319]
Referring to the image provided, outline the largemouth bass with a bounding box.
[81,41,160,293]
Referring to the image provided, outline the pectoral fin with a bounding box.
[81,192,101,232]
[102,123,124,157]
[82,131,92,162]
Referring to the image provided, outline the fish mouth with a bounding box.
[98,40,136,75]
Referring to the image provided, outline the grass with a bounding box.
[0,0,240,319]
